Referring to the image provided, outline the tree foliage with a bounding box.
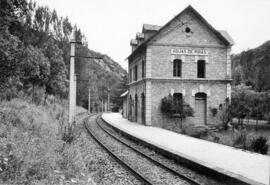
[42,38,67,97]
[0,0,126,106]
[20,45,50,87]
[232,41,270,91]
[161,94,194,118]
[161,94,194,127]
[0,27,22,90]
[231,84,270,125]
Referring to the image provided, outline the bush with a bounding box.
[61,121,76,144]
[161,94,194,128]
[250,136,268,154]
[161,95,173,115]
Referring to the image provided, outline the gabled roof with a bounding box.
[128,5,234,60]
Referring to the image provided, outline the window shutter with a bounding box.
[173,61,176,76]
[178,61,181,77]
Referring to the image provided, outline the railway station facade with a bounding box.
[126,5,234,127]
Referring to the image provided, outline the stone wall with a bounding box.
[128,52,145,83]
[150,80,227,127]
[150,45,227,79]
[128,81,145,124]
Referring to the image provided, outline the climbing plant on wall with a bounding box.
[160,94,194,128]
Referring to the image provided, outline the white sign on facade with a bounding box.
[171,48,208,56]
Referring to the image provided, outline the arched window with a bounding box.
[141,93,145,124]
[173,59,182,77]
[129,95,132,119]
[197,60,205,78]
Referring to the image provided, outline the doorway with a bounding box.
[195,92,207,125]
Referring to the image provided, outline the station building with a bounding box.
[126,5,234,127]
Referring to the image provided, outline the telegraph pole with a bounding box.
[101,99,104,112]
[68,29,103,120]
[69,31,76,124]
[107,88,111,112]
[88,87,91,113]
[74,74,77,111]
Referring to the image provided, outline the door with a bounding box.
[195,93,207,125]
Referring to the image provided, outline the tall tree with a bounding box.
[42,38,67,97]
[0,27,22,90]
[20,45,50,87]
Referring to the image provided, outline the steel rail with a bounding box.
[96,116,202,185]
[83,116,153,185]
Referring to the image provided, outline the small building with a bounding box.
[127,5,234,127]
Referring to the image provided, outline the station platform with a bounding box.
[102,113,270,185]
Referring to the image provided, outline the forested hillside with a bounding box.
[75,46,127,110]
[0,1,127,184]
[232,41,270,92]
[0,0,127,109]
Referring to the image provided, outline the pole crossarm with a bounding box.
[76,79,89,82]
[69,41,82,44]
[70,55,103,59]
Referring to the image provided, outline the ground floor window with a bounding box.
[141,93,145,124]
[129,95,132,120]
[135,94,138,122]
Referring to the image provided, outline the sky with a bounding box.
[37,0,270,70]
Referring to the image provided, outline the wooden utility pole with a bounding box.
[101,99,104,112]
[74,74,77,111]
[88,87,91,113]
[68,30,103,119]
[107,88,110,112]
[68,31,76,124]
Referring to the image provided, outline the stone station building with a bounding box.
[126,5,234,127]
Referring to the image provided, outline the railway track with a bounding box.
[84,115,202,185]
[84,115,152,185]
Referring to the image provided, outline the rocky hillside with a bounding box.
[75,45,127,109]
[232,41,270,91]
[87,49,126,78]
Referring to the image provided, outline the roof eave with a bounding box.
[127,42,147,60]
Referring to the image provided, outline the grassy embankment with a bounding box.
[0,98,96,184]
